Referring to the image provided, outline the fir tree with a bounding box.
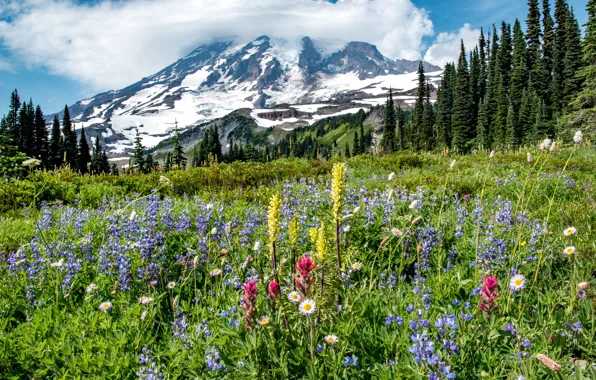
[132,128,145,172]
[90,136,102,174]
[19,100,35,156]
[33,105,50,167]
[78,126,91,174]
[380,89,396,153]
[469,47,482,129]
[552,0,570,112]
[171,121,187,168]
[526,0,542,72]
[61,106,78,169]
[476,97,490,148]
[99,149,110,174]
[6,90,21,145]
[542,0,556,80]
[563,0,596,132]
[421,81,435,149]
[478,28,488,102]
[397,105,405,150]
[451,40,474,152]
[164,152,172,171]
[145,154,154,172]
[413,64,426,150]
[505,99,517,147]
[511,20,529,122]
[49,115,62,168]
[436,63,455,149]
[562,9,583,107]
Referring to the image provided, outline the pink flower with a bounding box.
[242,280,258,330]
[268,280,280,301]
[479,276,500,317]
[295,256,317,296]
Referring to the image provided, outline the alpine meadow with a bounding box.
[0,0,596,379]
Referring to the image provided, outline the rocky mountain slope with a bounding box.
[56,35,441,156]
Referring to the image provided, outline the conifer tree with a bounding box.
[436,63,455,149]
[6,90,21,145]
[171,121,187,168]
[90,136,102,174]
[552,0,570,112]
[498,22,513,93]
[49,115,62,168]
[452,40,474,152]
[511,20,529,122]
[19,100,35,156]
[413,64,426,150]
[421,81,435,149]
[542,0,556,80]
[505,99,517,147]
[164,152,172,171]
[132,128,145,172]
[562,9,583,106]
[78,126,91,174]
[380,89,396,153]
[33,105,50,167]
[526,0,542,72]
[469,47,481,129]
[478,28,488,101]
[145,154,154,172]
[61,106,78,168]
[563,0,596,132]
[99,149,110,174]
[476,97,490,148]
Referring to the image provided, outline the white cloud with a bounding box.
[423,23,480,67]
[0,0,434,91]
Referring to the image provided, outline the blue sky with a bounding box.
[0,0,589,116]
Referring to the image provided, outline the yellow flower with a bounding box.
[288,216,299,249]
[309,227,319,245]
[520,241,527,247]
[268,194,282,251]
[331,163,347,220]
[316,223,328,261]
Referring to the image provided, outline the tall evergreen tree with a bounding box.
[452,40,474,152]
[498,22,513,93]
[436,63,455,149]
[413,64,426,150]
[380,89,396,153]
[469,47,482,130]
[49,115,62,168]
[132,128,145,172]
[564,0,596,132]
[171,121,187,168]
[421,81,435,149]
[505,99,517,147]
[485,25,501,147]
[526,0,542,71]
[511,19,529,125]
[478,28,488,102]
[476,97,490,148]
[78,126,91,174]
[542,0,556,80]
[562,9,584,107]
[61,106,78,168]
[19,100,35,156]
[6,90,21,144]
[552,0,570,112]
[33,105,50,167]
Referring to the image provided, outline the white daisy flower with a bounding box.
[351,262,362,271]
[510,274,526,292]
[98,301,112,312]
[167,281,176,289]
[86,283,98,293]
[288,291,301,303]
[578,282,589,290]
[563,246,576,255]
[324,335,339,345]
[563,227,577,236]
[299,299,316,316]
[210,269,222,277]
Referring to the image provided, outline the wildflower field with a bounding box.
[1,144,595,379]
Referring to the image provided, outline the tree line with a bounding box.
[381,0,593,153]
[0,93,113,175]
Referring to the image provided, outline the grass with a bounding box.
[0,145,595,379]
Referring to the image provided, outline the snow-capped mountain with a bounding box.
[60,35,441,155]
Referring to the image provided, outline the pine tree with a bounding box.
[49,115,62,168]
[477,97,490,148]
[451,40,474,152]
[526,0,542,72]
[436,63,455,149]
[61,106,78,168]
[495,74,509,147]
[511,20,529,122]
[478,28,488,102]
[518,90,534,143]
[562,9,583,107]
[542,0,556,80]
[397,105,405,150]
[132,128,145,172]
[19,100,35,156]
[563,0,596,132]
[380,89,396,153]
[498,22,513,93]
[78,126,91,174]
[6,90,21,145]
[171,121,187,168]
[99,149,110,174]
[421,81,435,149]
[164,152,172,171]
[33,105,50,167]
[505,99,517,147]
[552,0,570,112]
[485,25,501,147]
[145,154,154,172]
[90,136,102,174]
[413,64,426,150]
[469,47,481,130]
